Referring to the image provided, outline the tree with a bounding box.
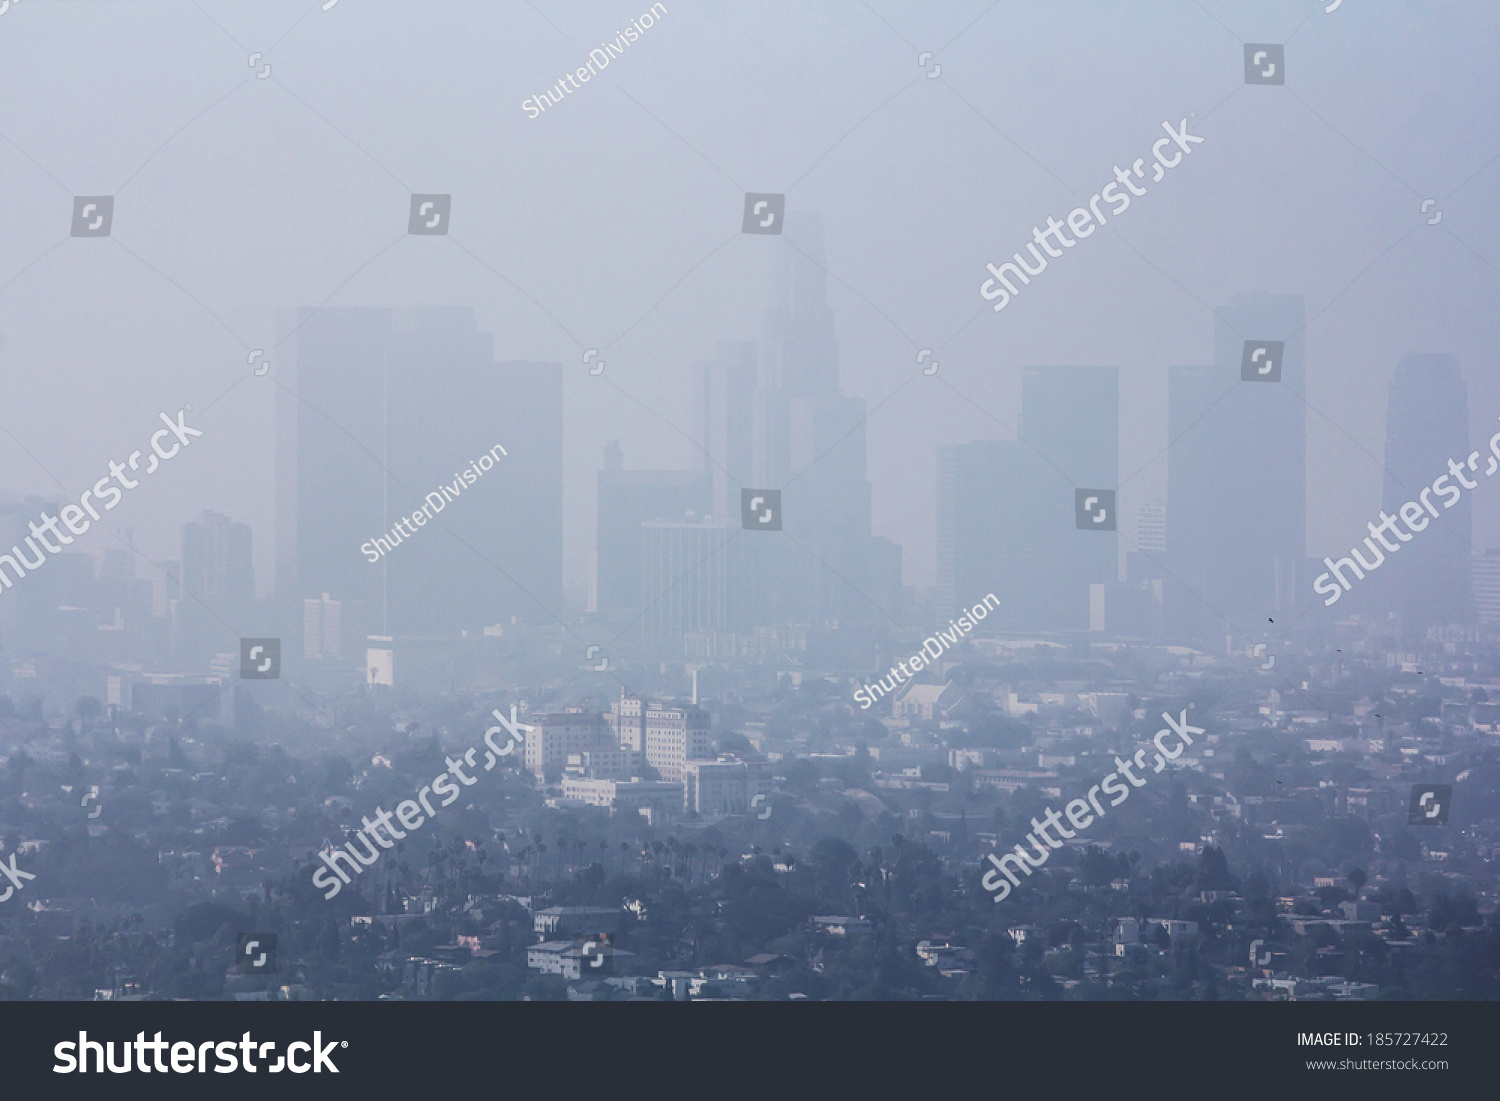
[1195,846,1239,892]
[809,838,859,902]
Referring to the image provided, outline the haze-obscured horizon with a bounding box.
[1,0,1497,605]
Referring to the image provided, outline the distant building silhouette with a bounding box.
[698,341,758,520]
[1169,294,1306,638]
[1136,502,1166,554]
[641,516,761,647]
[276,306,561,638]
[1382,353,1471,630]
[179,510,255,664]
[182,510,253,608]
[595,441,712,620]
[937,440,1027,623]
[756,213,898,627]
[1473,550,1500,625]
[1016,366,1118,630]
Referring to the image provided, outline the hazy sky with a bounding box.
[1,0,1497,601]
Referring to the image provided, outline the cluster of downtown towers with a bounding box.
[941,294,1471,641]
[275,215,908,655]
[267,224,1474,653]
[15,216,1462,665]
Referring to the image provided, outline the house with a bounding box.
[1146,918,1198,941]
[893,681,964,722]
[811,915,872,936]
[1007,924,1041,945]
[1112,918,1140,956]
[915,940,974,971]
[531,905,622,938]
[526,937,634,979]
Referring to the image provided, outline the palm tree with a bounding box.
[682,842,698,883]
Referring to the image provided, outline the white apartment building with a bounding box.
[682,757,768,816]
[525,709,616,779]
[608,694,647,751]
[565,747,640,780]
[560,777,681,811]
[644,704,712,783]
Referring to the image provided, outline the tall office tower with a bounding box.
[178,510,255,663]
[699,341,758,520]
[757,213,889,625]
[1383,354,1471,629]
[1136,503,1166,554]
[182,511,254,606]
[0,497,63,649]
[1473,551,1500,625]
[1016,366,1119,630]
[640,516,761,650]
[595,441,712,620]
[303,592,342,659]
[1169,294,1306,637]
[276,307,562,636]
[937,440,1029,623]
[151,560,181,619]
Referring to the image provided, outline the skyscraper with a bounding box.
[303,592,342,659]
[1135,503,1166,554]
[699,340,758,521]
[276,307,562,637]
[1382,353,1471,628]
[179,510,255,665]
[595,441,713,620]
[1169,294,1306,636]
[757,213,896,626]
[640,516,761,648]
[1017,366,1119,630]
[937,440,1028,623]
[182,511,254,607]
[1473,551,1500,625]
